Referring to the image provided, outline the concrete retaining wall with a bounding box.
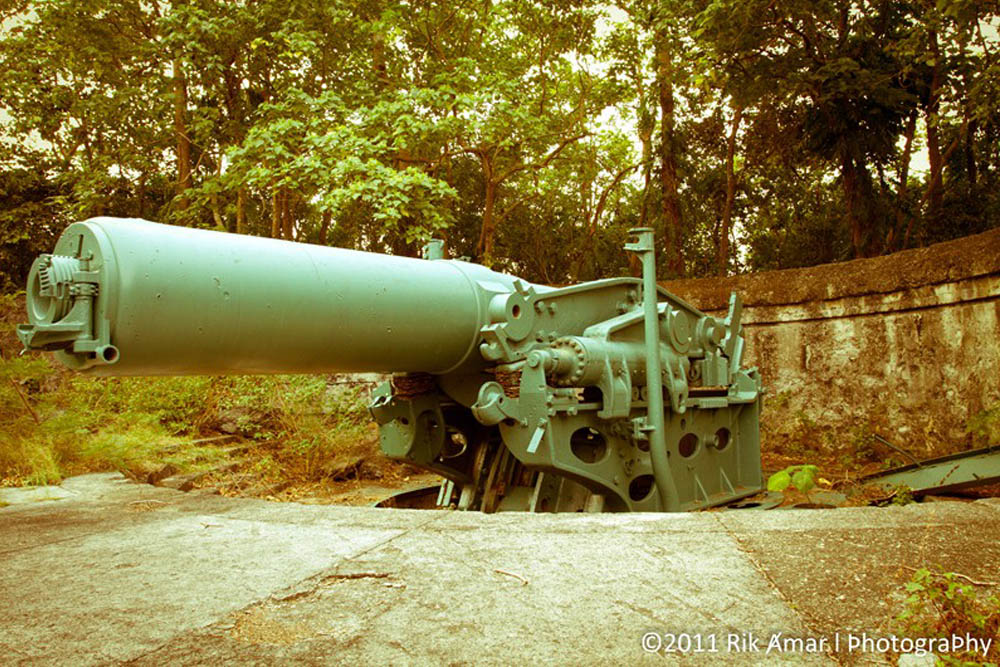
[665,227,1000,461]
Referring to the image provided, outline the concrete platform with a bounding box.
[1,474,998,665]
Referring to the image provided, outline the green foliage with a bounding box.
[0,168,68,290]
[1,0,999,287]
[767,464,819,495]
[845,422,881,465]
[0,369,379,487]
[967,402,1000,448]
[890,485,915,506]
[0,369,217,484]
[897,566,999,664]
[78,421,214,476]
[0,297,376,487]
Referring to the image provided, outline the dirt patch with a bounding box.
[230,607,315,646]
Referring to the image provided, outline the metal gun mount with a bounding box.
[18,218,763,512]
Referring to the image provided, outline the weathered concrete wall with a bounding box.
[665,227,1000,461]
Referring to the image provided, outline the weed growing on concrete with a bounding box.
[890,485,915,506]
[768,390,793,412]
[847,422,879,462]
[767,464,819,497]
[896,566,999,665]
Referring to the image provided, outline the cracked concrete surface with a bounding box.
[2,474,998,665]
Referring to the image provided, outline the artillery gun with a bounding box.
[18,218,763,512]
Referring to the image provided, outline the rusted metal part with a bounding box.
[391,373,437,399]
[862,445,1000,495]
[494,368,521,398]
[726,491,784,510]
[872,433,922,466]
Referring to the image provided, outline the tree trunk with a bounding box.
[924,30,943,225]
[717,104,743,275]
[632,109,654,278]
[271,190,281,238]
[319,210,331,245]
[887,113,916,251]
[236,187,247,235]
[172,58,192,210]
[477,177,498,263]
[137,174,146,219]
[281,189,294,241]
[842,152,861,255]
[965,117,977,188]
[907,125,964,249]
[638,107,654,229]
[655,41,684,277]
[573,163,638,279]
[210,193,224,230]
[370,0,391,92]
[842,149,878,257]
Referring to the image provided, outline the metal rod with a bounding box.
[873,433,922,467]
[626,228,679,511]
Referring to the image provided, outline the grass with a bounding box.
[0,292,387,493]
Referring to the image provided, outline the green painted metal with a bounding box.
[20,216,764,512]
[17,217,520,375]
[421,239,445,261]
[862,445,1000,495]
[624,228,678,511]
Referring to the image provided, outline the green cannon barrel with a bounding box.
[17,217,520,375]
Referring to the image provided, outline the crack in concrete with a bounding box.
[333,511,449,565]
[621,579,745,636]
[711,514,844,666]
[122,510,448,665]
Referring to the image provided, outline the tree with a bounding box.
[1,0,997,293]
[696,0,919,258]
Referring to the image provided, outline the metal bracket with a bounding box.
[471,381,526,426]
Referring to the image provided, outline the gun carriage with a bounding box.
[18,218,763,512]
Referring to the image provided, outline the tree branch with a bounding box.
[589,162,640,236]
[497,132,589,184]
[495,191,540,226]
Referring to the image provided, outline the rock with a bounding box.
[205,407,270,437]
[898,653,937,667]
[157,472,204,492]
[147,464,179,485]
[921,494,972,503]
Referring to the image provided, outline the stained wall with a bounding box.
[665,227,1000,460]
